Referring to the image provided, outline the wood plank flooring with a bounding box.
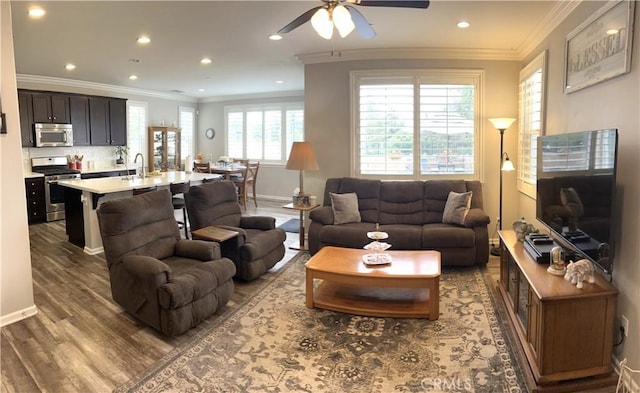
[1,199,616,393]
[1,200,299,393]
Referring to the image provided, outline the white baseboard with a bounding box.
[1,305,38,327]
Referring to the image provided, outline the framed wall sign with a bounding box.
[563,0,635,94]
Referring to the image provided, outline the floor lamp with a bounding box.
[489,118,516,256]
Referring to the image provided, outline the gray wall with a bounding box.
[518,1,639,368]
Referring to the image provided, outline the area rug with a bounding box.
[115,253,526,393]
[277,218,300,233]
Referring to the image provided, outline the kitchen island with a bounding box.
[58,171,221,255]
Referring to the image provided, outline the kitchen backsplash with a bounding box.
[23,146,138,172]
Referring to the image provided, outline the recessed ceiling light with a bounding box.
[606,28,620,35]
[137,36,151,44]
[201,58,212,65]
[275,80,284,84]
[129,75,138,80]
[198,88,205,92]
[65,63,76,71]
[269,34,282,41]
[457,21,470,29]
[28,8,46,18]
[129,58,141,63]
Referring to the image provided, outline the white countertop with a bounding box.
[57,171,221,194]
[24,172,45,178]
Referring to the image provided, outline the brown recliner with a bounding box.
[96,189,236,336]
[186,181,286,281]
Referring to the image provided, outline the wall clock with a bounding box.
[205,128,215,139]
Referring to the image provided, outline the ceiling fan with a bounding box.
[277,0,430,40]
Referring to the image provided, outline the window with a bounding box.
[179,107,195,159]
[518,51,547,198]
[352,70,483,179]
[126,101,148,158]
[225,103,304,163]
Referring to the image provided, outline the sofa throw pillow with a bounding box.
[560,187,584,218]
[330,192,361,225]
[442,191,473,226]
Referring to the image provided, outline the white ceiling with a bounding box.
[10,1,570,101]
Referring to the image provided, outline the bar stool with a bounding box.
[170,181,190,239]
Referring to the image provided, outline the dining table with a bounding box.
[208,163,246,180]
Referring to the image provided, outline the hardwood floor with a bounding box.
[1,200,616,393]
[1,199,299,393]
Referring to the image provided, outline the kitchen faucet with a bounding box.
[134,153,146,178]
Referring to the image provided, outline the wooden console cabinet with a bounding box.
[498,230,618,392]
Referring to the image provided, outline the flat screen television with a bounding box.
[536,129,618,274]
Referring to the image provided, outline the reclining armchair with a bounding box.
[186,181,286,281]
[96,189,236,336]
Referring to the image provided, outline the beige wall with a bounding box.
[1,2,37,325]
[518,1,639,367]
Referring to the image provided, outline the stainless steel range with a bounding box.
[31,156,81,222]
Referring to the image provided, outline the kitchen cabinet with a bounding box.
[69,96,90,146]
[25,177,46,224]
[31,92,70,124]
[498,230,618,392]
[89,97,127,146]
[18,90,34,146]
[148,126,181,171]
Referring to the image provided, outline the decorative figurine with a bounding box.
[564,259,595,289]
[547,246,566,276]
[512,217,539,241]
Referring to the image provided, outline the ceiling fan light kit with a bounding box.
[278,0,430,40]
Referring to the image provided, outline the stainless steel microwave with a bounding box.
[35,123,73,147]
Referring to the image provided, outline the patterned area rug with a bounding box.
[116,253,526,393]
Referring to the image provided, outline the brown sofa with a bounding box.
[308,178,491,266]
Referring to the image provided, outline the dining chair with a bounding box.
[233,161,259,210]
[193,162,211,173]
[170,181,190,239]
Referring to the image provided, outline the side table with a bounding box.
[282,203,319,251]
[191,225,239,242]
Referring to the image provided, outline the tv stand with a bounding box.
[498,230,618,392]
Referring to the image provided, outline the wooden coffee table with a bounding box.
[305,246,441,320]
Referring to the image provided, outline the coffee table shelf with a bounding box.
[305,247,441,320]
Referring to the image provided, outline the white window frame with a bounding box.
[350,69,485,181]
[518,51,547,198]
[223,102,304,164]
[179,106,195,160]
[126,100,148,160]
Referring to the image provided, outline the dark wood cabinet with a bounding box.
[69,96,90,146]
[18,90,34,146]
[498,230,618,392]
[25,177,46,224]
[31,92,70,124]
[17,89,127,148]
[89,97,127,146]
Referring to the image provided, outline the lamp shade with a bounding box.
[501,156,515,171]
[286,142,319,171]
[311,8,333,39]
[333,5,355,38]
[489,118,516,131]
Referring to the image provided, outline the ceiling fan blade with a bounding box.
[353,0,430,9]
[277,6,324,34]
[345,5,376,39]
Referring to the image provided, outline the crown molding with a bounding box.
[198,90,304,103]
[517,0,582,59]
[16,74,198,103]
[297,47,522,64]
